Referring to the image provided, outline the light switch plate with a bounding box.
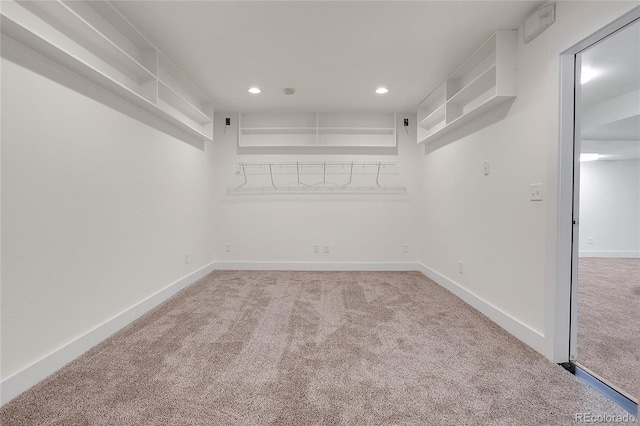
[530,183,543,201]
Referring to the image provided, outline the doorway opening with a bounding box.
[561,7,639,415]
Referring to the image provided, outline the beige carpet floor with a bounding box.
[0,271,634,425]
[577,257,640,399]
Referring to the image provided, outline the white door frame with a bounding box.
[556,7,640,363]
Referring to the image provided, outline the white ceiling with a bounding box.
[112,1,540,112]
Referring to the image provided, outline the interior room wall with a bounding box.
[417,1,638,360]
[579,158,640,257]
[211,112,422,267]
[0,48,217,383]
[2,0,637,403]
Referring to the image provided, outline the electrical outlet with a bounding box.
[404,118,409,127]
[459,261,463,274]
[185,253,189,265]
[403,244,409,254]
[324,244,330,254]
[225,243,231,252]
[587,237,594,244]
[483,161,490,176]
[225,117,231,126]
[313,244,319,253]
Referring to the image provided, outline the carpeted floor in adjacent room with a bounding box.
[577,257,640,399]
[0,271,634,425]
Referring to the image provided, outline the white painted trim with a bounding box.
[556,7,640,363]
[579,251,640,258]
[0,261,216,406]
[214,261,422,272]
[1,260,552,406]
[417,264,547,356]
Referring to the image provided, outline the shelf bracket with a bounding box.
[229,160,405,195]
[269,163,277,189]
[239,162,248,188]
[343,162,354,188]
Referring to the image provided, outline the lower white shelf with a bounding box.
[229,186,407,195]
[229,161,406,195]
[418,94,514,144]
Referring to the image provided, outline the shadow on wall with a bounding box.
[423,99,515,156]
[1,35,205,151]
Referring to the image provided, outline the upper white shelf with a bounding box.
[318,127,395,135]
[241,127,317,135]
[1,0,213,142]
[417,29,517,144]
[238,112,397,147]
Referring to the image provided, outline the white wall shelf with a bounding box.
[417,29,517,144]
[239,112,396,147]
[0,0,213,142]
[241,127,318,135]
[229,161,406,195]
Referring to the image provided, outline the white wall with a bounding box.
[0,42,217,381]
[579,159,640,257]
[2,1,638,402]
[418,1,638,360]
[211,112,422,267]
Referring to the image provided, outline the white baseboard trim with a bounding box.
[417,264,546,356]
[214,261,422,271]
[0,262,216,407]
[1,261,548,406]
[578,250,640,258]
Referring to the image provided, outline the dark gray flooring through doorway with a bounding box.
[577,257,640,399]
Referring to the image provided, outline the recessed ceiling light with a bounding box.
[580,153,599,161]
[375,87,389,94]
[248,87,261,94]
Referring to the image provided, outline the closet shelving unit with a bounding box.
[238,112,397,147]
[228,161,405,195]
[417,29,517,144]
[0,0,213,141]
